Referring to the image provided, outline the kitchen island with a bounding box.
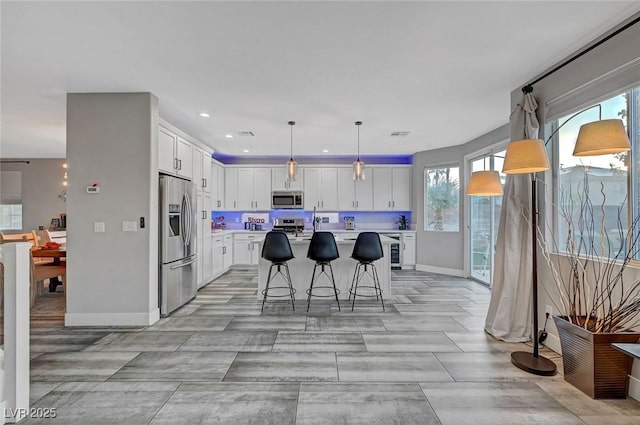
[251,234,394,301]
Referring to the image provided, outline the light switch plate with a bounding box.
[122,221,137,232]
[94,221,105,233]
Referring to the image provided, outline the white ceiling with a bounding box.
[2,1,640,159]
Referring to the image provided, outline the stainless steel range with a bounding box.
[273,218,305,233]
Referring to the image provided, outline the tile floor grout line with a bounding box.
[293,381,301,425]
[172,330,197,352]
[417,382,445,425]
[143,381,183,425]
[220,351,241,382]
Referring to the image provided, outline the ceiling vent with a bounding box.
[238,131,255,137]
[390,131,410,137]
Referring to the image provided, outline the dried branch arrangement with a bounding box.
[535,171,640,333]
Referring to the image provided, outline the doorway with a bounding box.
[469,151,505,286]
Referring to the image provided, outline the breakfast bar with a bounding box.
[252,233,394,300]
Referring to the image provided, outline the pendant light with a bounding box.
[353,121,365,181]
[286,121,298,181]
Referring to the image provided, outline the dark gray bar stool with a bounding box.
[306,231,341,312]
[261,231,296,312]
[348,232,385,311]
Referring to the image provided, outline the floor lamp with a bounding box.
[500,105,631,376]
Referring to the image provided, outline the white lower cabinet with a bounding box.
[401,232,416,267]
[223,235,233,269]
[211,235,224,278]
[197,194,212,288]
[233,234,260,265]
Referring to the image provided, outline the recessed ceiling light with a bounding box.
[199,112,210,118]
[322,149,329,153]
[243,149,249,153]
[225,134,233,139]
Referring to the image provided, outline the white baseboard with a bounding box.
[542,331,561,354]
[629,375,640,402]
[415,264,465,277]
[401,265,416,270]
[65,308,160,327]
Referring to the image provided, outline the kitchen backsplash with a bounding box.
[212,210,412,231]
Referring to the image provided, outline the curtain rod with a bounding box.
[0,160,30,164]
[522,14,640,93]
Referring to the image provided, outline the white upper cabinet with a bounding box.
[226,168,272,211]
[254,168,272,210]
[175,137,193,179]
[337,168,356,210]
[158,126,193,179]
[391,167,412,210]
[211,162,224,209]
[192,145,203,191]
[372,167,412,211]
[303,168,338,211]
[192,146,213,193]
[202,154,212,194]
[338,168,374,210]
[225,168,239,210]
[237,168,254,210]
[158,127,177,174]
[372,168,393,210]
[272,167,304,191]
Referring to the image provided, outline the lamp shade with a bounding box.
[502,139,550,174]
[466,171,503,196]
[573,119,631,156]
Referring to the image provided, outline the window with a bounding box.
[0,171,22,230]
[552,88,639,258]
[424,166,460,231]
[0,204,23,230]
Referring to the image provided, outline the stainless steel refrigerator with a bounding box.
[159,175,197,316]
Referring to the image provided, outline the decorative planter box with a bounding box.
[553,316,640,399]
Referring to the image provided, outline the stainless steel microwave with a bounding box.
[272,191,304,209]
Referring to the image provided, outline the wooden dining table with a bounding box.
[31,247,66,264]
[31,247,66,292]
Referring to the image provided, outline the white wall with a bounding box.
[65,93,159,326]
[0,159,67,232]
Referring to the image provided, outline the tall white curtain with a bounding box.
[484,92,539,342]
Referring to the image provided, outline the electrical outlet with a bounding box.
[545,305,553,316]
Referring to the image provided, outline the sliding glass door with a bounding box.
[469,152,505,286]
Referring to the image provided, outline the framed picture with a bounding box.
[50,218,60,229]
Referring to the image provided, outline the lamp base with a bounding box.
[511,351,557,376]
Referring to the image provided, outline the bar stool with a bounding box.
[306,231,341,312]
[261,231,296,312]
[348,232,385,311]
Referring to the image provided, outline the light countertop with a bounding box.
[212,229,415,236]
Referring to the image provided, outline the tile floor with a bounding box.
[23,269,640,424]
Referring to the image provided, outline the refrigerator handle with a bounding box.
[185,192,193,246]
[170,256,197,270]
[180,193,188,246]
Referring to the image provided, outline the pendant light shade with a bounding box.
[353,121,365,181]
[502,139,550,174]
[287,121,298,181]
[573,118,631,156]
[467,171,503,196]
